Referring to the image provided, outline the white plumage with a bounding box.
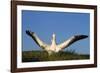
[26,30,88,55]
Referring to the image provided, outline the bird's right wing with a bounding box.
[57,35,88,50]
[26,30,49,49]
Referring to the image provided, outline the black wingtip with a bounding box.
[74,35,88,41]
[26,30,34,36]
[80,35,88,39]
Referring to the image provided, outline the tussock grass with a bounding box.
[22,50,89,62]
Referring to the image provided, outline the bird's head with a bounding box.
[52,33,56,38]
[51,33,56,42]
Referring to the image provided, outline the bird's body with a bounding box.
[26,30,88,55]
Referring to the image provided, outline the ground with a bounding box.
[22,50,89,62]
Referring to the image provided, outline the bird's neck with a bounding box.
[52,37,56,45]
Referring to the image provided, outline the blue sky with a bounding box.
[22,10,90,54]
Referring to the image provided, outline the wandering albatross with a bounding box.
[26,30,88,55]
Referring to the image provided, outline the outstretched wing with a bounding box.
[57,35,88,49]
[26,30,49,49]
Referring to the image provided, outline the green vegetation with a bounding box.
[22,50,89,62]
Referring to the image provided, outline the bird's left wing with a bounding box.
[26,30,49,49]
[57,35,88,50]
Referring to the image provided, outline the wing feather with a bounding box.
[26,30,49,49]
[57,35,88,49]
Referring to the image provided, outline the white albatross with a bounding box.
[26,30,88,55]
